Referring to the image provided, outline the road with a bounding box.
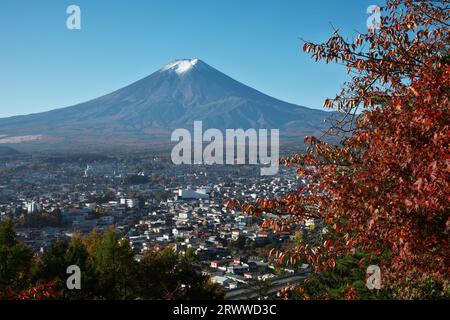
[225,272,309,300]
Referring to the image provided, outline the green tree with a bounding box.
[94,228,137,299]
[32,241,68,282]
[31,234,97,299]
[249,278,273,300]
[229,236,246,251]
[137,248,224,300]
[288,252,392,300]
[184,246,198,264]
[0,219,33,292]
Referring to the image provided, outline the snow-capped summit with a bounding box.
[0,58,332,151]
[161,58,199,75]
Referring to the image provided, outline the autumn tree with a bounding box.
[3,281,62,300]
[232,0,449,299]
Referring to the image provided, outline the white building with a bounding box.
[26,201,41,214]
[178,189,209,200]
[121,198,139,208]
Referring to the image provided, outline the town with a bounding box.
[0,152,317,299]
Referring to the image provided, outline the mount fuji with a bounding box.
[0,59,332,152]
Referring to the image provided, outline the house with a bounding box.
[211,276,232,286]
[211,276,238,289]
[211,260,225,269]
[226,264,249,275]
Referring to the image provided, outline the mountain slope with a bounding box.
[0,146,20,157]
[0,59,332,151]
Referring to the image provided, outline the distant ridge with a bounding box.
[0,146,20,156]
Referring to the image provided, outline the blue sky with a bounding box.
[0,0,382,118]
